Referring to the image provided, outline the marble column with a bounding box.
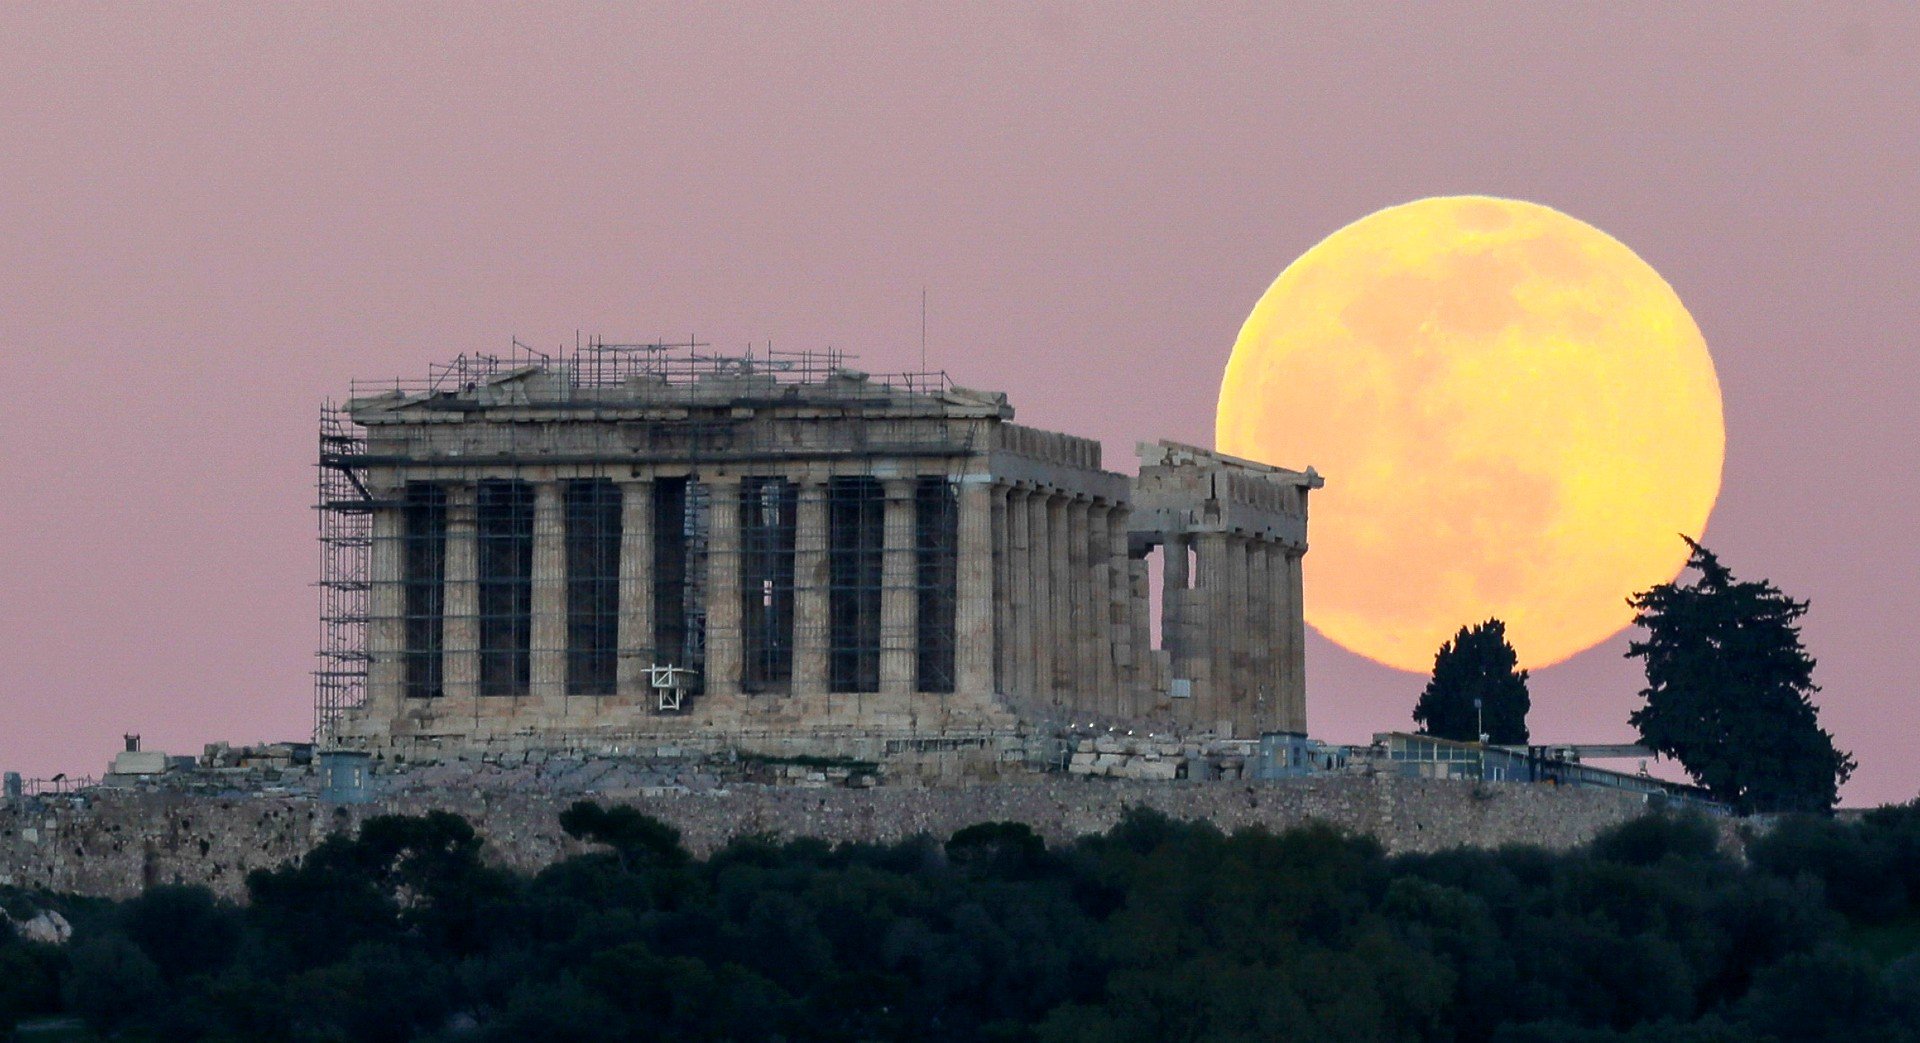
[1066,499,1091,708]
[531,482,567,704]
[1247,539,1272,731]
[879,478,917,695]
[954,475,995,697]
[366,503,404,712]
[1287,549,1307,732]
[616,480,654,697]
[991,484,1011,695]
[441,484,479,702]
[1007,486,1034,704]
[704,476,743,698]
[1265,543,1291,732]
[792,480,831,694]
[1027,491,1054,706]
[1226,535,1251,722]
[1087,502,1115,717]
[1046,493,1071,703]
[1106,507,1132,715]
[1160,533,1190,724]
[1127,553,1153,716]
[1194,531,1230,735]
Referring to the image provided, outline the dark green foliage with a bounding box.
[1860,800,1920,909]
[559,800,689,869]
[946,820,1049,878]
[1413,619,1531,744]
[0,934,62,1032]
[1750,802,1920,932]
[117,884,241,986]
[1627,537,1855,813]
[15,801,1920,1040]
[60,933,163,1034]
[245,809,520,972]
[1589,808,1724,867]
[1750,815,1903,920]
[1734,947,1907,1043]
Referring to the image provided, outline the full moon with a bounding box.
[1216,196,1724,673]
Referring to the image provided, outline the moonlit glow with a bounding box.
[1216,196,1724,673]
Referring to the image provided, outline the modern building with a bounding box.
[316,341,1320,763]
[1373,732,1719,808]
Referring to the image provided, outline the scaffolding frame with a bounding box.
[653,476,711,696]
[739,476,799,693]
[914,475,960,693]
[563,478,623,696]
[346,335,954,401]
[315,404,375,742]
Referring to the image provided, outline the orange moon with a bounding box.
[1216,196,1724,673]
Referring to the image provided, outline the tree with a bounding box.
[559,801,690,872]
[1413,619,1531,744]
[1626,537,1854,814]
[61,934,165,1035]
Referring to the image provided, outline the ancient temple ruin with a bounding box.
[316,340,1319,763]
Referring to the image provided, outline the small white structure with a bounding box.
[110,750,169,776]
[649,663,695,712]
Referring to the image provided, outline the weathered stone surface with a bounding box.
[1116,759,1179,781]
[1,775,1653,901]
[0,907,72,945]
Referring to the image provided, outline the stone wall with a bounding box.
[1,775,1654,901]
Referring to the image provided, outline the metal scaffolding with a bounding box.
[315,404,374,742]
[345,335,953,401]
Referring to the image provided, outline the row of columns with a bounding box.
[1160,531,1305,735]
[365,475,1304,736]
[367,474,995,711]
[711,474,991,699]
[990,484,1135,720]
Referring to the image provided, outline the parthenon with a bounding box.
[316,341,1320,761]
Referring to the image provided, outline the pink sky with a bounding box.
[2,5,1915,805]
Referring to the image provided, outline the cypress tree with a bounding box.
[1413,619,1531,744]
[1627,537,1854,813]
